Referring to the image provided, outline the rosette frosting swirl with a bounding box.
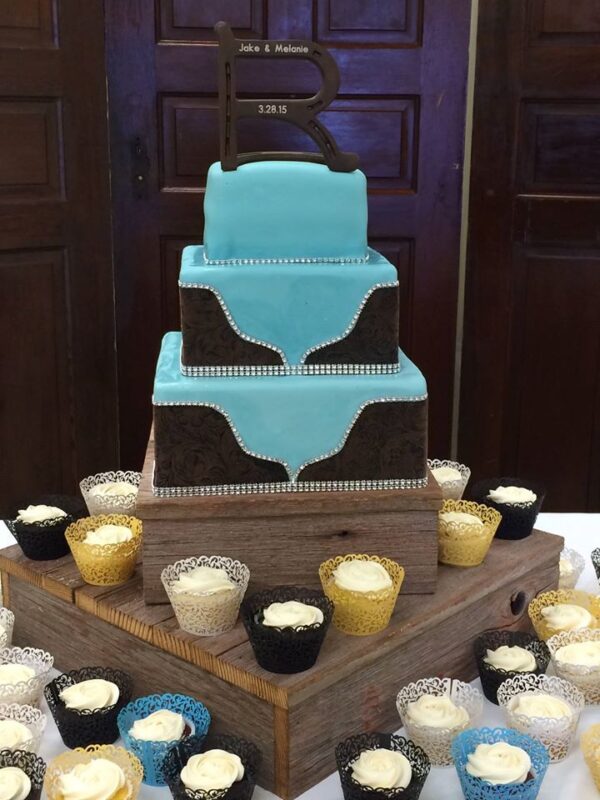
[171,566,235,596]
[90,482,136,498]
[0,720,32,749]
[507,692,572,720]
[0,665,35,686]
[350,748,412,790]
[83,525,133,546]
[439,511,483,528]
[466,742,531,785]
[0,767,31,800]
[554,640,600,667]
[483,645,537,673]
[405,694,469,730]
[541,603,594,632]
[332,560,393,593]
[129,709,186,742]
[180,750,244,792]
[487,486,537,505]
[59,679,120,711]
[16,505,66,524]
[262,601,323,630]
[58,759,126,800]
[431,466,462,485]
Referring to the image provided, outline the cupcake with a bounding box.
[44,745,143,800]
[65,516,142,586]
[0,705,46,755]
[592,548,600,587]
[558,547,585,590]
[428,459,471,500]
[474,630,550,705]
[547,627,600,704]
[581,724,600,792]
[469,478,545,541]
[0,611,14,648]
[0,750,46,800]
[117,694,211,786]
[44,667,132,749]
[0,648,53,707]
[451,728,549,800]
[80,472,141,516]
[437,500,501,567]
[163,734,260,800]
[528,589,600,641]
[335,733,430,800]
[497,674,584,762]
[161,556,250,637]
[396,678,483,766]
[9,495,87,561]
[319,555,404,636]
[241,586,333,674]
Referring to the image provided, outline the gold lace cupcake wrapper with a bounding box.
[45,744,143,800]
[66,515,142,586]
[437,499,501,567]
[162,556,250,636]
[319,554,404,636]
[547,628,600,704]
[427,459,471,501]
[528,589,600,642]
[582,724,600,791]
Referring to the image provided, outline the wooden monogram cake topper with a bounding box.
[215,21,359,172]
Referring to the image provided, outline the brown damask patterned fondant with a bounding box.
[305,287,398,365]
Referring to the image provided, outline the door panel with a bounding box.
[106,0,471,469]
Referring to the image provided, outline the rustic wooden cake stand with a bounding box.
[0,530,561,799]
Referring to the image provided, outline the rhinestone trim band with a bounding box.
[153,394,428,481]
[178,281,399,371]
[202,250,370,266]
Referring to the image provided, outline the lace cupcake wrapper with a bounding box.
[241,586,334,674]
[396,678,483,767]
[80,471,141,516]
[451,727,549,800]
[0,749,46,800]
[319,554,404,636]
[163,734,261,800]
[468,478,545,541]
[0,647,53,707]
[474,630,550,705]
[0,703,47,755]
[44,667,132,749]
[437,500,501,568]
[10,494,87,561]
[547,628,600,704]
[558,547,585,590]
[591,548,600,587]
[65,515,142,586]
[527,588,600,642]
[162,556,250,637]
[335,733,430,800]
[581,724,600,791]
[428,459,471,501]
[44,745,143,800]
[117,693,211,786]
[497,673,584,762]
[0,609,15,647]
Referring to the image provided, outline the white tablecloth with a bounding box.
[1,513,599,799]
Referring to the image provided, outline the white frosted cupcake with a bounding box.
[0,704,46,754]
[528,589,600,641]
[548,628,600,704]
[80,471,141,516]
[558,548,585,590]
[428,459,471,500]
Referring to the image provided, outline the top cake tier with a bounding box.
[203,161,368,264]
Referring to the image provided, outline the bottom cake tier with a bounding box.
[152,332,428,496]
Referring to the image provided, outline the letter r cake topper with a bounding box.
[215,21,359,173]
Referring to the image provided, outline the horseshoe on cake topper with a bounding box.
[215,21,359,173]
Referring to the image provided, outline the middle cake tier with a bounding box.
[153,332,428,496]
[179,245,400,376]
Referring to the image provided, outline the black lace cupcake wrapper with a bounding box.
[44,666,133,749]
[0,749,46,800]
[10,494,87,561]
[592,549,600,586]
[335,733,430,800]
[468,478,545,541]
[241,586,334,674]
[163,734,260,800]
[474,630,551,705]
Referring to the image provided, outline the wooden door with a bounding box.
[460,0,600,511]
[106,0,472,469]
[0,0,117,515]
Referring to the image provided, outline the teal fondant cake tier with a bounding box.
[179,246,399,374]
[153,332,428,494]
[203,162,368,263]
